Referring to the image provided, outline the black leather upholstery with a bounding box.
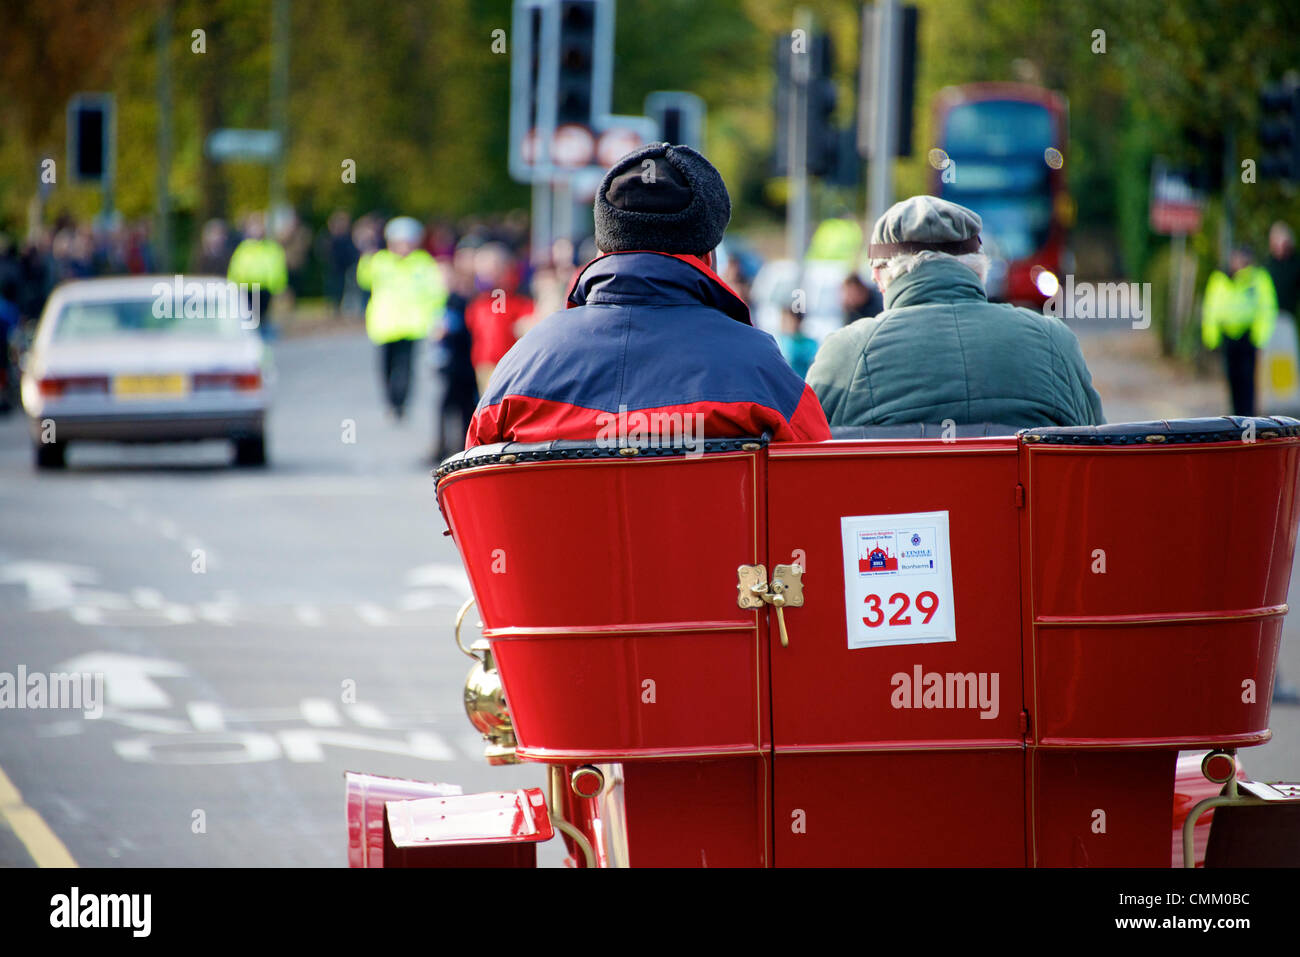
[829,423,1020,439]
[1021,416,1300,446]
[435,436,770,478]
[435,416,1300,478]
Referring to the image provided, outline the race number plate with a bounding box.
[840,510,956,649]
[113,373,189,399]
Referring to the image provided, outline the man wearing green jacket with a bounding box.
[227,212,287,340]
[1202,248,1279,417]
[808,196,1103,430]
[356,216,447,420]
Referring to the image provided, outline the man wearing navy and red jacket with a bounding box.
[466,143,831,448]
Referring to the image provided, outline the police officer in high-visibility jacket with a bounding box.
[1202,248,1279,417]
[357,217,447,421]
[227,212,288,340]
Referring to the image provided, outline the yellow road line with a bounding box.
[0,764,77,868]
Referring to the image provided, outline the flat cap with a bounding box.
[594,143,731,255]
[868,195,982,258]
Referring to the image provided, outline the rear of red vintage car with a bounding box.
[348,417,1300,867]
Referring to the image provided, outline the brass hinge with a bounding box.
[737,563,805,647]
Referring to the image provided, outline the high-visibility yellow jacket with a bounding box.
[1202,265,1278,349]
[807,217,863,264]
[356,248,447,343]
[227,238,288,295]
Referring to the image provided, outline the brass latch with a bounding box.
[737,563,805,647]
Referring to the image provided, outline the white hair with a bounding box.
[870,250,989,292]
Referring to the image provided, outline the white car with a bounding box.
[21,276,272,469]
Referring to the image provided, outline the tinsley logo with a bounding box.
[50,887,151,937]
[890,664,1000,719]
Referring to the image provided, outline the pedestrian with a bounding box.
[432,242,480,462]
[192,219,231,275]
[464,243,533,394]
[466,143,829,447]
[809,195,1103,428]
[842,272,883,322]
[779,306,818,379]
[356,216,447,422]
[227,212,288,339]
[1202,247,1278,417]
[1266,221,1299,324]
[319,210,357,315]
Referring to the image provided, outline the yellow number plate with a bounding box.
[113,373,189,398]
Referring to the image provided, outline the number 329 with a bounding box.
[863,591,938,627]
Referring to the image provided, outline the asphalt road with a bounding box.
[0,324,1297,868]
[0,328,559,867]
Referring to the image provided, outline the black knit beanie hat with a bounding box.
[593,143,731,256]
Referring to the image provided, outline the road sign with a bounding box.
[1149,159,1204,235]
[596,125,647,167]
[205,128,282,163]
[553,123,597,168]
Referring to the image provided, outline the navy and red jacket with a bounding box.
[465,251,831,447]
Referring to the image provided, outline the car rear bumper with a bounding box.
[27,408,265,443]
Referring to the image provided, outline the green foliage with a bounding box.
[1,0,1298,291]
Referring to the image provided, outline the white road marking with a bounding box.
[56,652,189,710]
[345,703,392,728]
[277,729,456,763]
[0,561,99,611]
[186,701,227,732]
[69,606,103,625]
[163,604,196,624]
[294,603,323,627]
[300,698,343,727]
[131,587,164,609]
[355,603,389,626]
[403,563,472,597]
[114,731,281,765]
[397,590,462,611]
[196,602,234,626]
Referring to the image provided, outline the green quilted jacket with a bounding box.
[807,258,1105,428]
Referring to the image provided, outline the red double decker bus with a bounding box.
[931,83,1071,306]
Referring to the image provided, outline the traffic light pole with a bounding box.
[269,0,289,216]
[786,8,812,265]
[867,0,901,230]
[155,1,173,271]
[531,181,553,267]
[1220,130,1235,271]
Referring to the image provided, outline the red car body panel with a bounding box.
[411,428,1300,866]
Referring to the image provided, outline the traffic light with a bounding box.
[646,91,705,150]
[806,34,837,177]
[67,94,114,184]
[1183,127,1225,194]
[1258,81,1300,182]
[556,0,597,126]
[772,31,839,178]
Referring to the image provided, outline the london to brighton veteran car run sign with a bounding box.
[840,510,956,649]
